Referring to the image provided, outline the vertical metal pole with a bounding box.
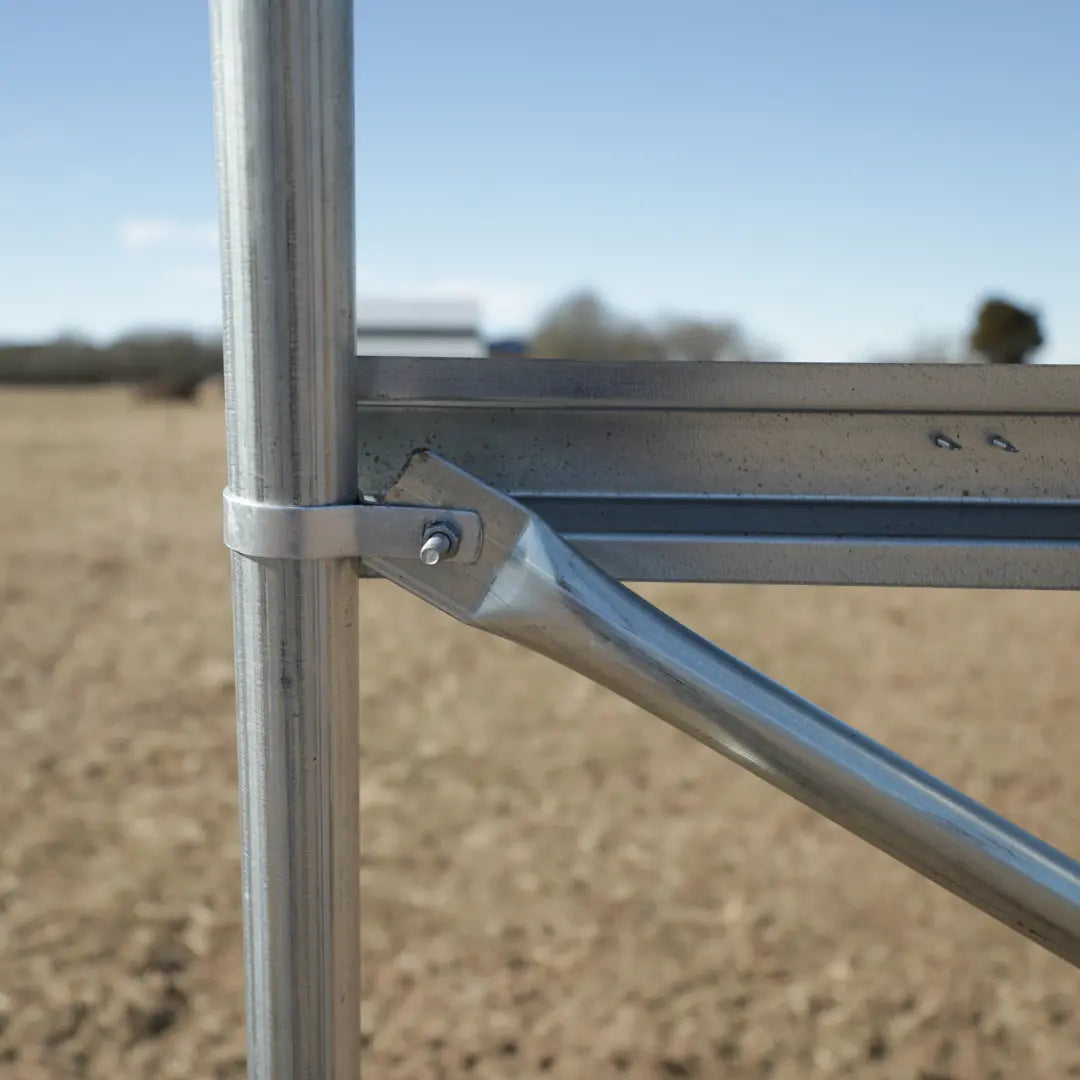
[210,2,358,1078]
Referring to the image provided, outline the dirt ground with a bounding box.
[1,387,1079,1079]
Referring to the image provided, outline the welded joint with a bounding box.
[222,489,482,562]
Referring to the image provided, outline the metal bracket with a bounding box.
[222,489,483,562]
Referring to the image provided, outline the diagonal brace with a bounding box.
[365,450,1080,968]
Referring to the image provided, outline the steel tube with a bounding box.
[369,453,1080,967]
[210,2,358,1077]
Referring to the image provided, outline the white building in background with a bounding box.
[356,297,484,358]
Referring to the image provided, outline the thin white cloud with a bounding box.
[119,217,218,251]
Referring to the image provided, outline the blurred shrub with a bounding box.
[868,334,972,365]
[0,331,223,389]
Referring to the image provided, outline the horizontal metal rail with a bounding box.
[356,358,1080,588]
[358,355,1080,412]
[366,451,1080,967]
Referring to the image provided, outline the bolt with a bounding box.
[419,531,453,565]
[419,521,460,566]
[990,435,1018,453]
[934,435,962,450]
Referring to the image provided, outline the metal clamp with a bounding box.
[222,489,483,562]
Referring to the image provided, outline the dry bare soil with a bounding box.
[1,387,1079,1079]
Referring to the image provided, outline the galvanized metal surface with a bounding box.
[368,452,1080,967]
[358,355,1080,411]
[222,489,482,562]
[210,1,358,1077]
[357,359,1080,588]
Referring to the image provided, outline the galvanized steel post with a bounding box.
[210,1,359,1077]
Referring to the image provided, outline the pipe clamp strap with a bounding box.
[222,489,483,562]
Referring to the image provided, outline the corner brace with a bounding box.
[363,450,1080,968]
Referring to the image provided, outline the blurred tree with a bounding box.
[44,332,101,373]
[969,297,1044,365]
[530,290,662,360]
[529,290,773,362]
[660,317,761,363]
[529,290,607,359]
[612,324,665,361]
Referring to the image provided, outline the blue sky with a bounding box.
[1,0,1078,361]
